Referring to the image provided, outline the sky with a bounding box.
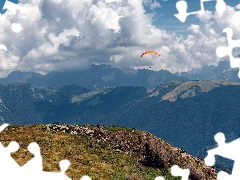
[0,0,240,77]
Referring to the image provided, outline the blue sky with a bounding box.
[0,0,240,77]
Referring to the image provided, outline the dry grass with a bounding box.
[0,124,175,180]
[0,124,217,180]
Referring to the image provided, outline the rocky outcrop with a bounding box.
[45,124,217,180]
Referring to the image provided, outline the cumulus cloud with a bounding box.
[235,4,240,10]
[149,0,161,10]
[0,0,239,77]
[142,0,161,10]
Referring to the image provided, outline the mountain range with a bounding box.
[0,64,188,90]
[0,59,239,174]
[1,59,239,90]
[175,60,240,82]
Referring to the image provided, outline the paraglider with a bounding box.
[141,50,160,57]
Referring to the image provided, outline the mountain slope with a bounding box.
[0,71,42,84]
[0,124,217,180]
[0,81,239,173]
[100,81,240,171]
[0,83,90,124]
[35,86,147,124]
[161,80,240,102]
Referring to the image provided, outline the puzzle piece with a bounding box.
[11,23,23,33]
[0,123,9,132]
[171,165,190,180]
[20,142,43,175]
[215,28,240,78]
[154,165,190,180]
[2,0,28,33]
[204,132,240,179]
[80,175,92,180]
[174,0,226,22]
[0,123,20,178]
[215,0,226,14]
[154,177,165,180]
[2,0,28,15]
[1,0,28,54]
[0,140,21,179]
[0,123,92,180]
[0,44,7,51]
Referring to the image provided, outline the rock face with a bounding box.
[45,124,217,180]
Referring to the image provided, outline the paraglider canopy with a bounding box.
[141,50,160,57]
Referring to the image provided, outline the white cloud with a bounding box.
[142,0,161,10]
[0,50,20,76]
[235,4,240,10]
[0,0,239,77]
[150,0,161,10]
[110,54,123,63]
[161,45,170,53]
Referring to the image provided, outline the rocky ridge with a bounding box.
[45,123,217,180]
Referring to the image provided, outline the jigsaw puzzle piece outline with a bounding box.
[216,28,240,77]
[2,0,28,33]
[204,132,240,179]
[0,141,21,178]
[175,0,227,22]
[154,165,190,180]
[0,123,94,180]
